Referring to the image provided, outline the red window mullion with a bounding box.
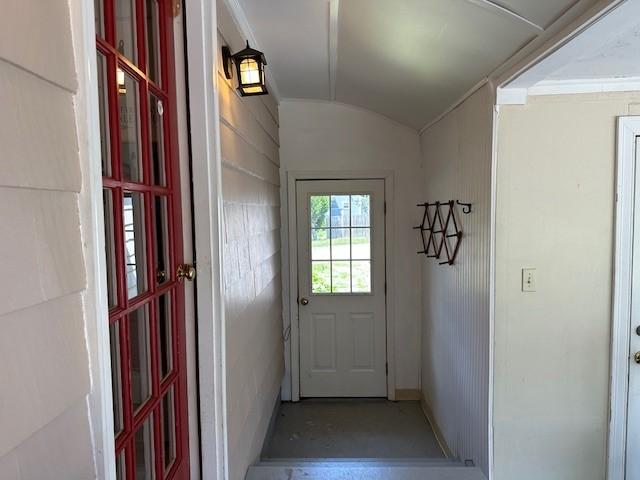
[104,0,115,46]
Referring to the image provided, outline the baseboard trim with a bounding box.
[260,393,282,458]
[394,389,422,401]
[420,393,454,459]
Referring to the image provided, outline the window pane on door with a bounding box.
[154,196,169,285]
[351,228,371,260]
[118,70,143,182]
[351,194,370,227]
[97,53,111,177]
[130,304,152,411]
[115,0,137,63]
[331,261,351,293]
[110,321,124,435]
[311,229,330,260]
[157,293,173,380]
[124,192,148,299]
[352,261,371,293]
[310,195,330,229]
[309,193,373,294]
[331,195,350,228]
[161,385,177,471]
[116,450,126,480]
[95,0,105,38]
[330,228,350,260]
[149,94,166,186]
[103,189,118,308]
[312,262,331,294]
[145,0,162,84]
[134,416,155,480]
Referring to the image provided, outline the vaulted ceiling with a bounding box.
[235,0,599,129]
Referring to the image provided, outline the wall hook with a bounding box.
[456,200,472,214]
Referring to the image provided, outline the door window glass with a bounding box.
[310,194,372,294]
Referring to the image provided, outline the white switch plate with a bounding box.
[522,268,536,292]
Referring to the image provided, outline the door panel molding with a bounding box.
[609,116,640,479]
[285,170,397,401]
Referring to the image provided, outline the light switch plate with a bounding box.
[522,268,536,292]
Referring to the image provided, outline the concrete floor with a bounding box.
[261,399,445,459]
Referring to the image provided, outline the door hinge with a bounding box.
[384,282,387,295]
[384,201,387,215]
[385,362,389,375]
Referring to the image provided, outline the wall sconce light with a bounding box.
[116,68,127,95]
[222,41,269,97]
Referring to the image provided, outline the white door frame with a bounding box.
[608,116,640,479]
[286,170,397,402]
[75,0,228,478]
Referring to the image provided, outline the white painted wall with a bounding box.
[0,0,96,478]
[279,100,423,395]
[418,85,493,475]
[494,91,640,480]
[217,4,284,479]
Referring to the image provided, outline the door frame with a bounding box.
[75,0,227,478]
[608,116,640,479]
[286,170,397,402]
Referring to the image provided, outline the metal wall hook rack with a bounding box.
[414,200,471,266]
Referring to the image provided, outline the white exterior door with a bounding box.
[628,136,640,478]
[296,179,387,397]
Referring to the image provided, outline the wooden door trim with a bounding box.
[285,170,397,402]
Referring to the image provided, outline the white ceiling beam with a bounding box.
[223,0,282,103]
[464,0,544,34]
[329,0,340,101]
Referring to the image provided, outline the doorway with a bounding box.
[295,179,387,397]
[610,116,640,479]
[95,0,191,477]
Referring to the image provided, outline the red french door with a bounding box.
[94,0,190,478]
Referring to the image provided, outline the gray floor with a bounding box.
[261,399,445,459]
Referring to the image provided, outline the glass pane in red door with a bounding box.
[145,0,162,84]
[94,0,105,38]
[157,294,173,379]
[123,192,148,299]
[118,70,143,182]
[103,189,118,308]
[110,321,124,435]
[161,385,177,471]
[97,53,111,177]
[115,0,137,62]
[129,305,152,411]
[154,196,170,285]
[135,417,155,479]
[149,94,166,186]
[116,450,126,479]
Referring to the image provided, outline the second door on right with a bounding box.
[296,179,387,398]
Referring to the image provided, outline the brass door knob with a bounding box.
[177,264,196,281]
[635,352,640,365]
[300,298,309,306]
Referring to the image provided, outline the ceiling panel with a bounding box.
[237,0,331,100]
[492,0,581,29]
[336,0,536,129]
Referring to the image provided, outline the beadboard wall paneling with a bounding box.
[0,2,93,476]
[419,84,493,475]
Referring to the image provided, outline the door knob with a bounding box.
[635,352,640,365]
[177,264,196,281]
[300,298,309,306]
